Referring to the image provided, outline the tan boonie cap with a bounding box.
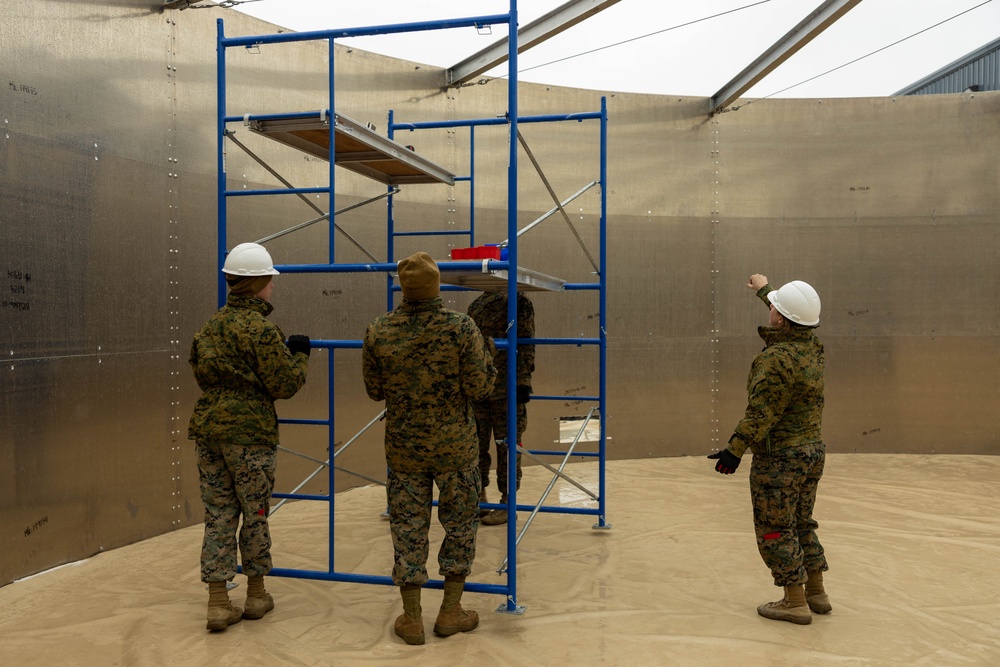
[397,251,440,300]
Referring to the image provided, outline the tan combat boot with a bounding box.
[757,584,812,625]
[243,575,275,620]
[394,585,425,645]
[206,581,243,632]
[481,494,508,526]
[434,578,479,637]
[805,570,832,614]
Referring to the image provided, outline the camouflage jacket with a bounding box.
[728,286,825,458]
[362,296,496,473]
[467,291,535,399]
[188,293,308,447]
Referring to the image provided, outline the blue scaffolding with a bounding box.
[215,0,608,613]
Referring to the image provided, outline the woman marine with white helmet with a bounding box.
[709,273,831,625]
[188,242,311,631]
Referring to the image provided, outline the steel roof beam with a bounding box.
[710,0,863,113]
[447,0,621,86]
[162,0,206,9]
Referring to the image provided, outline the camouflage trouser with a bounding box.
[387,464,481,586]
[749,441,828,587]
[196,440,276,582]
[473,398,526,493]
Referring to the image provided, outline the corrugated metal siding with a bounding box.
[897,38,1000,95]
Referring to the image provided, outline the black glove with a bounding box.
[708,449,741,475]
[287,334,311,357]
[516,385,532,404]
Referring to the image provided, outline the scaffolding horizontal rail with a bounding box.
[221,14,513,48]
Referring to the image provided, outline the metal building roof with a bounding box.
[895,36,1000,95]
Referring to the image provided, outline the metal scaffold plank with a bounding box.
[248,112,456,185]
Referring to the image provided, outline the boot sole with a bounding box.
[242,606,274,620]
[433,622,479,637]
[206,616,242,631]
[395,630,426,645]
[757,609,812,625]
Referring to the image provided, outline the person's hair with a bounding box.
[227,274,271,297]
[787,319,818,330]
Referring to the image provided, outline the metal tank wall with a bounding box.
[1,2,997,585]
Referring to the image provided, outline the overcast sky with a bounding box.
[228,0,998,98]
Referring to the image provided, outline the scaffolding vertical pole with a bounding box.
[325,35,338,573]
[325,350,336,569]
[386,109,397,310]
[503,0,521,614]
[327,36,337,262]
[597,96,610,528]
[215,19,228,308]
[469,126,476,244]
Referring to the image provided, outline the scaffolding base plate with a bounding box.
[495,602,527,615]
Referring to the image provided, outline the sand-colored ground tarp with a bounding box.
[1,454,998,666]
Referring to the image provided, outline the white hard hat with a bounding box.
[222,242,280,276]
[767,280,820,326]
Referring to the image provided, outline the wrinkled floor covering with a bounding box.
[2,455,998,666]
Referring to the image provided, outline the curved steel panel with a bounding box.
[1,2,997,585]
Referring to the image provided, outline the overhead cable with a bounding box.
[507,0,774,77]
[728,0,994,107]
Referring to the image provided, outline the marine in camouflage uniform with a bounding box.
[467,291,535,500]
[188,287,309,586]
[364,252,496,645]
[728,286,827,587]
[362,254,496,588]
[712,275,829,625]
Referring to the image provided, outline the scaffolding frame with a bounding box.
[215,0,608,613]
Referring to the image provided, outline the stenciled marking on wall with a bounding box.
[861,428,882,437]
[4,269,31,311]
[8,82,37,96]
[25,516,48,537]
[848,309,870,317]
[563,385,588,407]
